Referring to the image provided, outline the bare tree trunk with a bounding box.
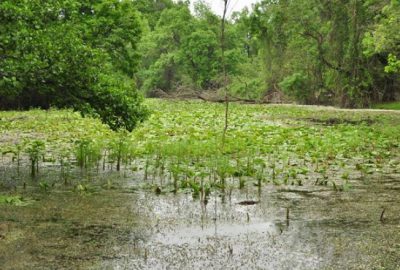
[221,0,229,148]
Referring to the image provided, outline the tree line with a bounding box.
[1,0,399,129]
[137,0,399,107]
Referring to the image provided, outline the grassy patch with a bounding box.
[372,102,400,110]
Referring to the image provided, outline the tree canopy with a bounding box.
[0,0,148,131]
[1,0,399,116]
[136,0,399,107]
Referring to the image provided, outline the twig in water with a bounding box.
[380,208,386,223]
[286,207,290,227]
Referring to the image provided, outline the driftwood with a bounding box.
[149,88,285,104]
[197,93,263,104]
[237,200,260,206]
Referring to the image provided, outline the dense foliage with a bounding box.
[0,0,148,131]
[137,1,227,94]
[1,0,399,117]
[137,0,399,107]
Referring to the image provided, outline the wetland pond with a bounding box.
[0,169,399,269]
[1,101,400,269]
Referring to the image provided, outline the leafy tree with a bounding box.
[82,0,143,77]
[138,1,242,95]
[362,0,400,101]
[181,29,220,88]
[246,0,399,106]
[365,0,400,73]
[0,0,148,131]
[126,0,400,106]
[133,0,175,30]
[138,3,193,94]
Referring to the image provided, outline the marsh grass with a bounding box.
[25,140,45,178]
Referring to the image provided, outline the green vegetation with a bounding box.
[1,0,399,126]
[1,100,399,198]
[0,1,399,268]
[0,0,148,131]
[0,195,31,206]
[135,0,400,107]
[373,101,400,110]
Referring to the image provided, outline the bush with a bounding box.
[80,72,149,131]
[279,73,311,104]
